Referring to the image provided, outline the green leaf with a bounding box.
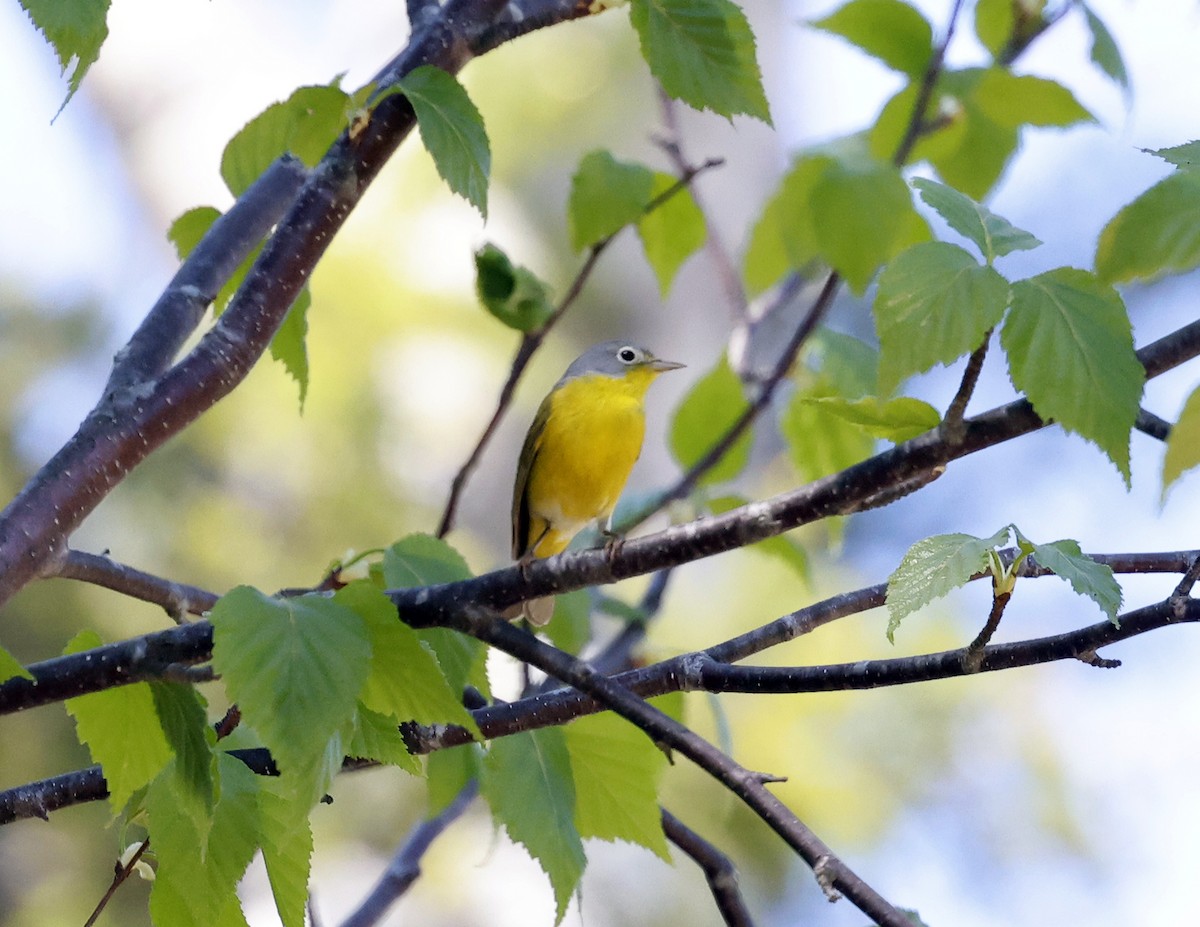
[1028,537,1122,625]
[629,0,771,123]
[474,243,555,333]
[798,396,941,443]
[271,286,311,408]
[810,0,934,78]
[148,755,260,927]
[1095,170,1200,284]
[64,630,173,817]
[1082,4,1129,92]
[973,0,1013,58]
[742,156,826,294]
[482,729,586,923]
[971,70,1093,129]
[924,71,1020,200]
[781,384,875,484]
[167,206,222,262]
[568,151,654,251]
[669,354,752,485]
[809,151,930,293]
[258,775,316,927]
[347,581,480,737]
[1162,384,1200,500]
[1002,269,1143,483]
[543,589,593,656]
[874,242,1009,393]
[911,177,1042,263]
[19,0,110,111]
[0,644,32,683]
[886,527,1012,641]
[564,713,670,860]
[150,682,215,818]
[222,83,350,197]
[210,587,371,776]
[638,172,707,296]
[812,329,880,398]
[348,702,422,773]
[427,743,484,814]
[382,535,490,698]
[1145,141,1200,171]
[395,65,491,217]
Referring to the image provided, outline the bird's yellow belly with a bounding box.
[526,375,647,555]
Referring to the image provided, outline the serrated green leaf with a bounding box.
[1162,384,1200,500]
[1095,170,1200,284]
[973,0,1013,58]
[1029,538,1122,625]
[427,743,484,814]
[1082,4,1129,92]
[258,775,316,927]
[222,84,350,197]
[810,152,930,293]
[150,682,215,818]
[0,644,32,683]
[742,156,826,294]
[396,65,491,217]
[874,241,1009,393]
[886,526,1012,641]
[811,329,880,398]
[638,172,707,296]
[629,0,771,123]
[564,713,670,860]
[20,0,110,111]
[348,702,422,773]
[1002,269,1143,483]
[347,581,480,737]
[64,630,173,817]
[1145,141,1200,171]
[568,151,655,251]
[543,589,592,656]
[148,754,260,927]
[811,0,933,78]
[669,355,752,485]
[799,396,941,443]
[482,729,586,923]
[210,587,370,776]
[925,71,1020,200]
[382,535,490,698]
[912,178,1041,262]
[474,243,554,333]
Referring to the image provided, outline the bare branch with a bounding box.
[340,781,479,927]
[52,549,218,620]
[662,809,755,927]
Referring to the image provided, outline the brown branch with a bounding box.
[52,549,218,620]
[83,839,150,927]
[662,809,755,927]
[941,332,991,444]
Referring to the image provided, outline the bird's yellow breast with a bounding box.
[524,369,657,554]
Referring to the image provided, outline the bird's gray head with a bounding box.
[560,340,685,382]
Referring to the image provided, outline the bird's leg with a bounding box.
[517,524,552,577]
[600,517,625,568]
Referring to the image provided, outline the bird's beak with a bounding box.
[650,358,685,372]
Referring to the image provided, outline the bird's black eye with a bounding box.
[617,346,639,364]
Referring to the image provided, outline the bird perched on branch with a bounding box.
[510,340,684,625]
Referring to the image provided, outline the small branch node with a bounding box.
[812,855,843,902]
[1075,649,1121,670]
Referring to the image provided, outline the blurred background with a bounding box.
[2,0,1199,924]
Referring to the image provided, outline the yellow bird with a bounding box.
[510,341,684,625]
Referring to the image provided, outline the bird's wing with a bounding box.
[511,394,553,559]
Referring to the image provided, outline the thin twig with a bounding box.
[662,809,755,927]
[83,839,151,927]
[1135,407,1172,442]
[340,781,480,927]
[942,332,991,444]
[892,0,968,168]
[52,549,218,620]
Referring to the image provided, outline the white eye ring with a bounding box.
[617,346,640,364]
